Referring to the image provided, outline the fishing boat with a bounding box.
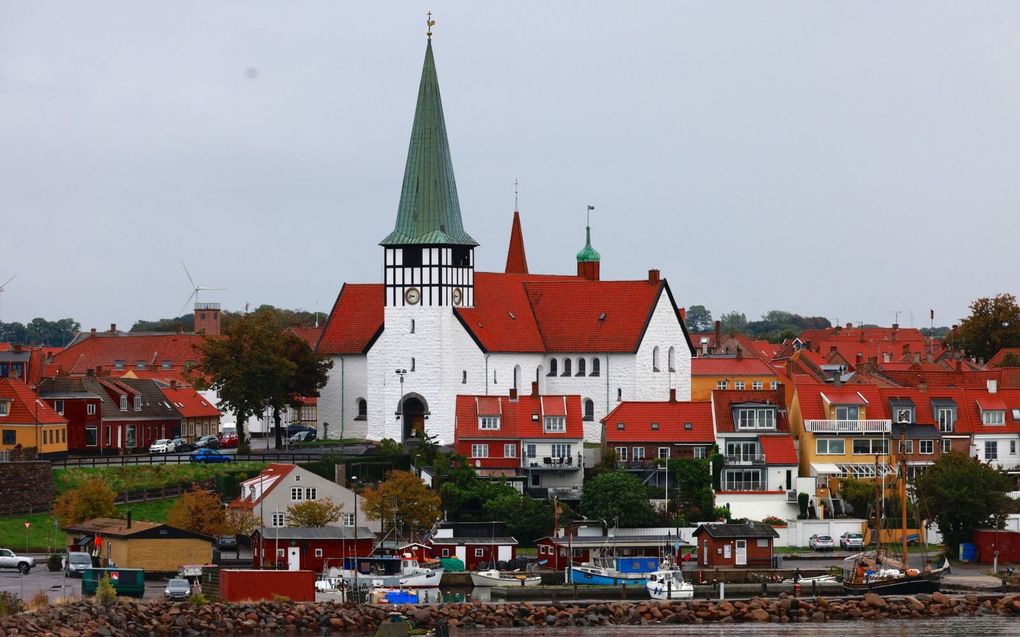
[330,555,443,588]
[645,558,694,600]
[570,555,658,586]
[470,568,542,587]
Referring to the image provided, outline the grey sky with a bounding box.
[2,2,1018,332]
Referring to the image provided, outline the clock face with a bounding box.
[452,287,463,306]
[404,287,421,305]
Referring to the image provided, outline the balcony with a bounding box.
[719,481,769,492]
[724,454,766,466]
[524,455,582,471]
[804,419,891,434]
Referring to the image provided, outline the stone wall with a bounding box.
[0,461,53,515]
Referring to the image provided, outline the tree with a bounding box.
[684,305,713,332]
[360,471,441,540]
[719,311,747,334]
[52,477,117,526]
[286,498,344,527]
[664,458,715,522]
[223,508,259,558]
[993,352,1020,368]
[270,332,332,450]
[428,452,517,520]
[949,293,1020,361]
[838,478,876,520]
[167,486,227,536]
[914,452,1012,558]
[483,493,561,547]
[580,471,656,527]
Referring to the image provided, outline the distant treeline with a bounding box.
[0,318,80,347]
[130,305,327,333]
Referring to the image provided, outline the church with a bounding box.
[315,34,694,444]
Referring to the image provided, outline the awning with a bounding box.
[810,463,842,475]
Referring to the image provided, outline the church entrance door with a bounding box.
[402,396,427,441]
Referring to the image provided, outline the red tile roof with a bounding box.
[228,463,297,510]
[882,369,1003,390]
[692,357,776,376]
[759,435,798,465]
[712,389,789,433]
[987,348,1020,368]
[50,333,209,380]
[160,386,220,418]
[286,327,324,348]
[455,394,583,440]
[819,389,869,405]
[0,377,67,425]
[316,284,385,355]
[602,401,714,443]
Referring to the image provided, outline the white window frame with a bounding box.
[816,438,845,455]
[525,444,536,459]
[734,381,745,390]
[936,406,956,433]
[87,403,97,416]
[658,447,670,459]
[133,395,142,411]
[942,439,952,453]
[291,487,303,501]
[919,440,934,455]
[716,380,728,390]
[314,548,323,558]
[693,447,707,459]
[543,416,566,433]
[53,400,64,415]
[770,381,780,390]
[835,405,860,420]
[898,440,913,454]
[985,440,998,460]
[271,512,286,527]
[982,410,1006,425]
[551,443,571,458]
[632,447,646,462]
[615,446,627,462]
[342,513,355,527]
[474,548,485,558]
[85,425,98,447]
[305,488,317,500]
[504,443,516,458]
[119,395,128,411]
[735,408,776,430]
[125,424,136,448]
[471,444,489,458]
[752,381,763,390]
[479,416,501,430]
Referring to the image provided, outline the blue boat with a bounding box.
[569,556,659,586]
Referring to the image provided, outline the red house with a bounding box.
[601,393,715,464]
[428,522,518,571]
[250,527,375,572]
[692,523,778,568]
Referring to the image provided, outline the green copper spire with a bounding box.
[576,225,601,262]
[380,39,477,247]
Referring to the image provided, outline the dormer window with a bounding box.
[114,360,125,370]
[734,406,776,430]
[544,416,566,433]
[0,400,9,417]
[834,405,859,420]
[888,399,915,424]
[135,360,146,370]
[134,396,142,411]
[479,416,501,430]
[932,399,957,433]
[650,422,659,430]
[119,395,128,411]
[981,409,1006,425]
[684,422,692,430]
[160,360,172,369]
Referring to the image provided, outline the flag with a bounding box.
[587,205,594,211]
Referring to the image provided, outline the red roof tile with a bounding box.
[975,397,1007,412]
[692,357,776,376]
[819,389,869,405]
[759,435,798,465]
[0,377,67,425]
[286,327,324,348]
[50,333,209,380]
[602,401,714,443]
[713,389,789,433]
[455,394,583,440]
[987,348,1020,368]
[160,386,221,418]
[316,284,385,355]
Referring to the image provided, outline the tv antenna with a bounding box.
[180,261,225,312]
[0,275,15,323]
[889,310,903,325]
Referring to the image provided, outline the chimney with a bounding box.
[903,343,910,354]
[531,381,539,397]
[170,380,178,390]
[829,345,837,354]
[678,307,686,323]
[855,353,864,365]
[956,359,962,372]
[126,510,132,529]
[913,352,921,364]
[883,352,892,364]
[96,365,104,377]
[669,388,677,403]
[714,321,721,349]
[700,339,708,356]
[509,387,518,400]
[891,324,898,341]
[735,347,743,359]
[90,328,97,337]
[845,322,853,330]
[988,379,998,394]
[833,372,842,387]
[647,269,660,284]
[109,323,117,334]
[175,323,183,335]
[869,356,878,366]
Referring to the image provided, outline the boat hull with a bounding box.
[843,575,940,595]
[470,571,542,587]
[341,567,444,589]
[570,566,647,586]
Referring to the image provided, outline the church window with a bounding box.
[462,370,467,384]
[576,358,585,376]
[403,247,423,267]
[668,347,676,373]
[562,359,572,377]
[583,399,594,421]
[591,358,600,377]
[547,359,558,377]
[652,347,660,372]
[617,388,622,401]
[411,358,416,372]
[355,399,367,420]
[493,370,497,384]
[411,319,415,333]
[452,246,471,267]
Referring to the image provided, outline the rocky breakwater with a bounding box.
[3,593,1020,635]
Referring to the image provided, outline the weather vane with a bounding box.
[426,11,435,39]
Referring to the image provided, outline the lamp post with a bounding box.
[351,475,359,602]
[394,369,407,436]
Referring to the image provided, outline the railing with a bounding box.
[804,419,891,434]
[724,454,766,466]
[523,455,582,470]
[720,481,770,492]
[51,452,314,468]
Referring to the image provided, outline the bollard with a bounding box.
[667,578,672,599]
[762,581,767,596]
[812,579,818,596]
[794,582,802,598]
[621,581,627,599]
[573,583,578,599]
[719,581,725,600]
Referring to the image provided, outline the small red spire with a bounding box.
[504,210,529,274]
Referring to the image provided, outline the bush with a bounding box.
[0,592,24,616]
[47,554,64,572]
[188,592,207,606]
[761,516,787,527]
[95,574,117,603]
[27,591,49,611]
[271,594,290,603]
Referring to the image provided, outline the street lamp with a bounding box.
[351,475,361,602]
[394,369,408,437]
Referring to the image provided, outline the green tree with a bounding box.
[993,352,1020,368]
[483,493,563,547]
[580,471,656,527]
[684,305,713,332]
[664,458,715,522]
[167,486,227,536]
[838,478,876,519]
[52,477,117,526]
[361,471,441,539]
[914,452,1012,558]
[286,498,344,527]
[949,293,1020,361]
[269,331,332,450]
[719,311,747,334]
[429,453,516,519]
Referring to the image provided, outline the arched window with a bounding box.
[355,398,367,420]
[547,359,558,377]
[513,365,522,390]
[617,388,622,401]
[562,358,572,377]
[653,346,660,372]
[411,319,415,334]
[462,370,467,384]
[668,346,676,373]
[591,358,601,377]
[576,358,586,376]
[583,398,595,421]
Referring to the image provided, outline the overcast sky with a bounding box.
[2,2,1018,332]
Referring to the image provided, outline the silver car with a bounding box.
[65,552,92,577]
[164,578,191,600]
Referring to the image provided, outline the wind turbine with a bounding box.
[0,275,15,323]
[180,261,224,313]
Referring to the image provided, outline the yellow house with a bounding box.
[691,355,780,401]
[0,376,68,455]
[64,517,213,573]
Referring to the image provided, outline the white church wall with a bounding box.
[317,354,368,440]
[633,289,692,403]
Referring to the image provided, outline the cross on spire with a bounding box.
[514,178,519,211]
[426,11,435,39]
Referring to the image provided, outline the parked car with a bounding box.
[218,433,239,448]
[172,438,196,453]
[64,551,92,578]
[164,578,191,601]
[216,535,238,550]
[195,435,220,449]
[285,423,315,437]
[149,438,174,454]
[0,549,34,573]
[840,532,864,550]
[289,430,316,443]
[808,534,835,551]
[190,448,232,464]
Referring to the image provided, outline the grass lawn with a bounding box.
[52,462,267,494]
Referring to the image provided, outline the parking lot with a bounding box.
[0,567,172,603]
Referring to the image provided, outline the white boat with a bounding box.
[331,555,444,588]
[470,569,542,588]
[645,562,694,600]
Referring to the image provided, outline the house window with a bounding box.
[134,396,142,411]
[276,548,285,558]
[982,410,1006,425]
[114,360,125,370]
[411,358,416,372]
[474,548,485,558]
[562,358,572,377]
[471,444,489,458]
[617,388,622,401]
[0,402,8,418]
[852,438,888,455]
[583,399,594,422]
[355,399,367,420]
[104,426,111,446]
[893,407,915,424]
[716,380,729,390]
[652,347,660,372]
[757,539,769,548]
[734,381,745,390]
[898,440,913,454]
[544,416,566,433]
[479,416,501,430]
[1,430,15,445]
[934,404,957,432]
[985,440,998,461]
[835,405,859,420]
[462,371,467,384]
[1011,440,1017,455]
[504,444,516,458]
[54,400,64,415]
[693,447,707,459]
[615,447,627,462]
[942,439,952,453]
[650,422,659,430]
[616,422,625,430]
[119,396,128,411]
[271,512,286,527]
[305,488,317,500]
[87,403,97,416]
[577,358,586,377]
[291,487,303,501]
[161,360,172,369]
[632,447,646,462]
[752,381,763,390]
[410,319,415,334]
[342,513,355,527]
[722,468,764,491]
[136,360,146,370]
[125,425,136,448]
[658,447,670,459]
[547,359,558,376]
[735,408,776,430]
[314,548,323,558]
[816,439,845,455]
[770,381,780,390]
[726,440,759,460]
[525,444,536,459]
[919,440,934,455]
[441,548,450,558]
[551,443,571,458]
[591,358,600,377]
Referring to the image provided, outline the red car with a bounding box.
[218,433,239,448]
